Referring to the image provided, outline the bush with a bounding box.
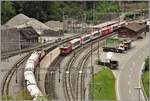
[145,56,149,71]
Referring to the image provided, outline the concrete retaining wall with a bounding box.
[1,28,20,53]
[38,47,60,94]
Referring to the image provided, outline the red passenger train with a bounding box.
[60,21,126,55]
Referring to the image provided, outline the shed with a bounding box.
[118,22,147,39]
[1,26,39,54]
[18,26,39,41]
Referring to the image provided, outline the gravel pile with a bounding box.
[45,20,63,31]
[5,13,52,35]
[6,14,30,27]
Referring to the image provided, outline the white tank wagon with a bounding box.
[24,50,46,100]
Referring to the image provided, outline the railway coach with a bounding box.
[91,30,101,39]
[101,26,113,36]
[80,34,92,44]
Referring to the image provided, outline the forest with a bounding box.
[1,1,148,24]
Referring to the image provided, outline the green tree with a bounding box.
[1,1,16,24]
[1,1,148,24]
[22,1,48,22]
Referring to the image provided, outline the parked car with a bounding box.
[98,60,118,69]
[137,36,143,39]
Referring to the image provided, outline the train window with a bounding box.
[121,23,125,26]
[83,36,90,41]
[93,32,99,37]
[113,26,118,30]
[102,30,107,34]
[73,40,80,46]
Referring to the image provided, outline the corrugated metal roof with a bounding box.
[18,26,39,39]
[125,22,146,32]
[42,29,61,37]
[1,26,39,40]
[70,38,81,44]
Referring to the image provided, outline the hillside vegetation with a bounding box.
[1,1,148,24]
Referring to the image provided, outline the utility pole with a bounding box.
[84,13,86,33]
[6,25,9,62]
[119,1,121,22]
[97,40,100,61]
[93,2,96,27]
[90,42,94,100]
[19,32,21,56]
[91,43,93,71]
[134,87,142,101]
[62,11,65,41]
[37,62,40,81]
[58,63,61,83]
[15,64,18,83]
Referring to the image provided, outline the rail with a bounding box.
[63,32,116,100]
[1,34,82,60]
[1,53,31,99]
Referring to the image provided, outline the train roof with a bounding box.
[61,38,81,48]
[90,30,99,35]
[70,38,81,44]
[81,33,92,38]
[119,21,126,24]
[90,20,118,28]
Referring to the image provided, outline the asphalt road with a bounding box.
[117,35,148,101]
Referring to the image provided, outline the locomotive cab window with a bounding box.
[63,43,70,47]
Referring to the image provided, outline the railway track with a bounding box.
[1,34,82,60]
[1,53,31,99]
[1,46,60,99]
[1,34,82,99]
[76,42,102,100]
[1,35,79,99]
[63,32,116,100]
[63,46,87,100]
